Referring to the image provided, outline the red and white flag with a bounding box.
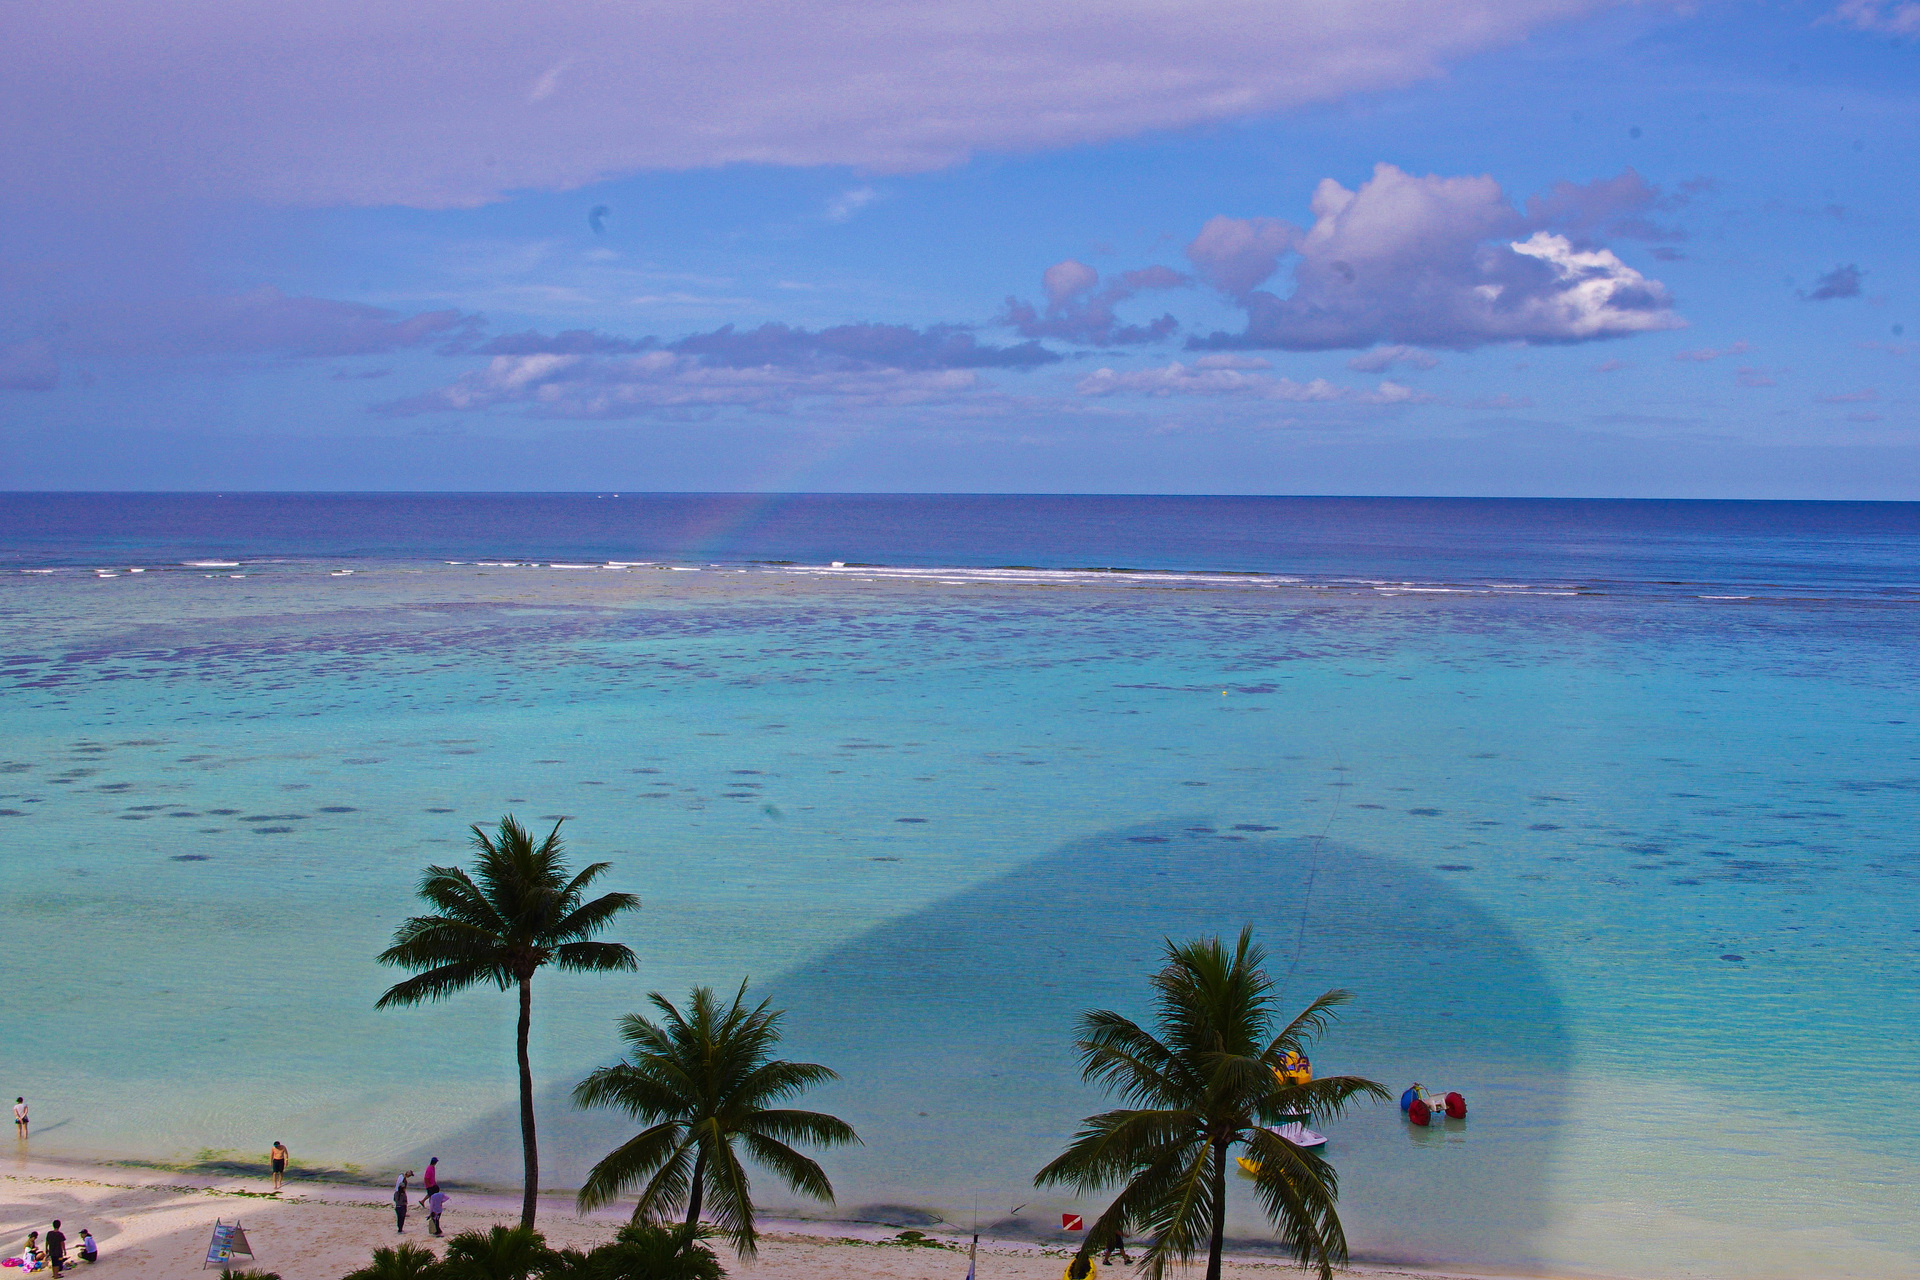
[1062,1214,1083,1231]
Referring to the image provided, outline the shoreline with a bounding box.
[0,1152,1593,1280]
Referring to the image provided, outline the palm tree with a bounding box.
[439,1226,552,1280]
[377,815,640,1229]
[1035,928,1389,1280]
[340,1242,443,1280]
[572,981,861,1256]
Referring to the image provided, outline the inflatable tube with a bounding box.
[1400,1086,1420,1113]
[1063,1261,1099,1280]
[1407,1097,1432,1126]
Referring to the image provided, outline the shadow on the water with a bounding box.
[417,819,1568,1272]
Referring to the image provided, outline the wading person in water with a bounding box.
[13,1097,26,1136]
[270,1141,289,1192]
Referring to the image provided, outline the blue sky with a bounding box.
[2,0,1915,495]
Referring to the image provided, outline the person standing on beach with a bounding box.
[13,1097,26,1136]
[44,1220,66,1277]
[392,1170,413,1233]
[420,1156,439,1200]
[269,1141,289,1192]
[424,1188,448,1237]
[1101,1228,1132,1265]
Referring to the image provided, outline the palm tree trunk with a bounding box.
[684,1146,708,1229]
[518,975,539,1230]
[1205,1138,1227,1280]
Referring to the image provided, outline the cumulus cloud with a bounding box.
[1185,217,1299,299]
[1076,356,1428,404]
[1802,264,1863,301]
[1001,262,1185,345]
[1523,168,1684,242]
[379,352,984,419]
[0,340,60,391]
[1832,0,1920,35]
[3,0,1619,207]
[1187,164,1683,354]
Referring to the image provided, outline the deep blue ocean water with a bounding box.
[2,494,1916,1278]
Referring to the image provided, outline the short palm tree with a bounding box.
[439,1226,551,1280]
[377,815,640,1229]
[340,1242,443,1280]
[572,981,860,1256]
[1035,928,1389,1280]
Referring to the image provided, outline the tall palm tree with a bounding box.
[376,814,640,1229]
[572,981,860,1256]
[1035,928,1389,1280]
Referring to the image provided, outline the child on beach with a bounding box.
[424,1188,448,1236]
[75,1233,95,1266]
[392,1171,413,1233]
[42,1223,64,1278]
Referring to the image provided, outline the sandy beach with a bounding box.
[0,1155,1532,1280]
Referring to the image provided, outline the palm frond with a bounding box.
[374,961,505,1008]
[1262,988,1353,1056]
[576,1121,689,1213]
[732,1108,860,1149]
[1263,1073,1392,1125]
[551,889,641,943]
[698,1123,758,1257]
[1034,1108,1201,1193]
[1243,1126,1347,1280]
[740,1132,836,1204]
[553,939,640,974]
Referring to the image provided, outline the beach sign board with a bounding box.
[204,1220,254,1269]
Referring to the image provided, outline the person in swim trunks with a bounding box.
[270,1141,289,1192]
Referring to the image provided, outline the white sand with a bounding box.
[0,1157,1539,1280]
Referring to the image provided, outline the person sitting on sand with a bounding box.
[20,1231,41,1270]
[74,1234,95,1266]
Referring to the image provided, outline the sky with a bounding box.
[3,0,1917,496]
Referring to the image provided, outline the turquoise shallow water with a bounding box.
[3,518,1918,1277]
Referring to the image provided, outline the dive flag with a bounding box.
[1062,1214,1084,1231]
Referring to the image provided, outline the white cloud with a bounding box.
[826,187,879,223]
[381,351,984,418]
[1189,165,1683,352]
[4,0,1622,207]
[1832,0,1920,35]
[1076,360,1426,404]
[1347,344,1439,372]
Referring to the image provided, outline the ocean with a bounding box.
[2,494,1916,1278]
